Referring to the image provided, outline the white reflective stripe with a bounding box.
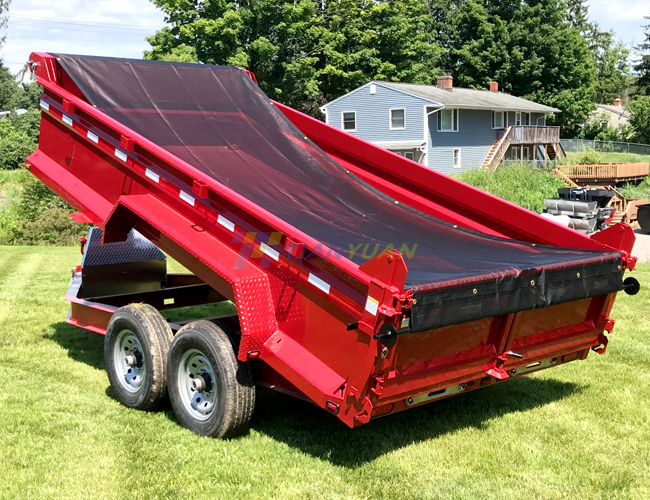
[179,190,195,206]
[62,114,73,126]
[114,149,128,162]
[308,273,330,294]
[217,214,235,232]
[365,296,379,316]
[87,131,99,143]
[39,100,49,111]
[145,168,160,183]
[260,243,279,261]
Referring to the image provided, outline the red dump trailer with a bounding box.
[26,53,639,438]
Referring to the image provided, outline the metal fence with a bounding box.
[561,139,650,156]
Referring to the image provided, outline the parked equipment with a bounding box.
[544,188,616,234]
[26,53,638,438]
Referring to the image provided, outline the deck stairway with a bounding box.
[482,127,513,170]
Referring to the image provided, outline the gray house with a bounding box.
[321,76,564,173]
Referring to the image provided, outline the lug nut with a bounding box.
[124,355,136,367]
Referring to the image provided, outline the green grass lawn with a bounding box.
[1,246,649,500]
[565,151,650,164]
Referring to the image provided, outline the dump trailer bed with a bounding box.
[26,53,638,435]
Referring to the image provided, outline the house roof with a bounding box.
[595,104,630,118]
[376,81,561,113]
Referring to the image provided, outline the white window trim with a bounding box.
[524,112,531,125]
[404,151,415,160]
[389,108,406,130]
[438,108,459,132]
[515,111,522,126]
[341,111,356,132]
[492,110,507,129]
[453,148,461,169]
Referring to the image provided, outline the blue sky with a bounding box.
[1,0,649,76]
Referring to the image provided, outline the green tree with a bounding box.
[587,25,632,104]
[433,0,596,135]
[8,81,42,110]
[0,0,10,46]
[635,12,650,95]
[628,96,650,143]
[566,0,590,34]
[0,63,16,110]
[146,0,442,115]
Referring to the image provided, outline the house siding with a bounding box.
[427,109,496,173]
[324,82,431,145]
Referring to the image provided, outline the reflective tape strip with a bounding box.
[308,273,330,294]
[39,100,49,111]
[145,168,160,183]
[217,214,235,232]
[179,190,195,206]
[365,296,379,316]
[62,114,73,126]
[114,149,128,162]
[87,131,99,144]
[260,243,279,261]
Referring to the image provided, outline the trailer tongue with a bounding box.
[27,53,638,437]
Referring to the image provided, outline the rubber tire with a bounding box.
[167,320,255,438]
[104,304,173,411]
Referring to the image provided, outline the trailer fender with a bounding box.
[102,194,279,361]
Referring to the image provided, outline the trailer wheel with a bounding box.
[167,320,255,438]
[104,304,173,411]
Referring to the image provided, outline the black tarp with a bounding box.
[55,55,622,330]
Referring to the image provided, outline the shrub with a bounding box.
[0,119,36,170]
[455,164,565,213]
[8,207,85,246]
[572,149,604,165]
[18,173,72,221]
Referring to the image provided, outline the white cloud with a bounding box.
[588,0,648,48]
[1,0,166,73]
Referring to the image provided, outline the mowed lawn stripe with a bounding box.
[0,245,648,499]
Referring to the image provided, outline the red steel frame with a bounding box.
[26,52,636,427]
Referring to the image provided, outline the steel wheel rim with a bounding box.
[177,348,217,421]
[113,329,146,393]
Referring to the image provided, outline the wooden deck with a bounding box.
[557,162,649,186]
[506,126,561,145]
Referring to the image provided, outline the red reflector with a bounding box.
[247,350,260,360]
[371,403,394,417]
[325,400,340,414]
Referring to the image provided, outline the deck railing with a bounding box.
[505,126,561,145]
[557,162,649,181]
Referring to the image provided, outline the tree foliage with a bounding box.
[587,24,632,104]
[146,0,442,115]
[636,12,650,96]
[628,96,650,144]
[0,0,10,47]
[430,0,596,135]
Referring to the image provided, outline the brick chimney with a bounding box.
[614,98,623,106]
[489,81,499,92]
[437,75,453,91]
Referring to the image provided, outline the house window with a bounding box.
[438,109,459,132]
[404,152,415,160]
[523,112,531,125]
[453,148,461,168]
[492,111,506,129]
[515,112,521,126]
[342,111,356,131]
[390,108,405,129]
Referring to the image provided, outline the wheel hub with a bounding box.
[178,349,217,420]
[113,329,146,393]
